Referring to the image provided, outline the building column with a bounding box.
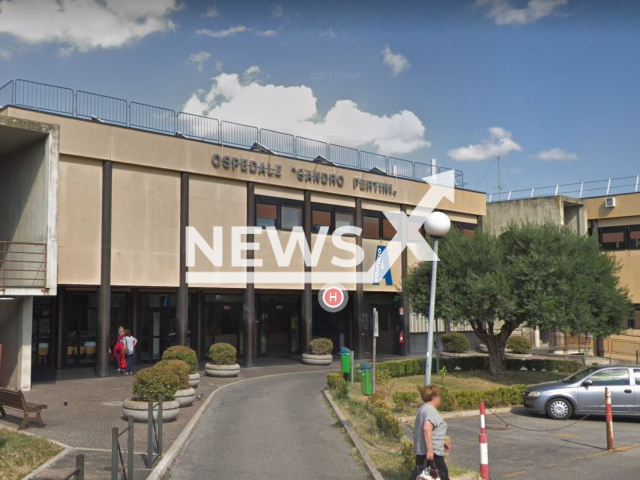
[178,172,189,346]
[196,290,205,360]
[354,198,365,359]
[55,287,66,369]
[400,205,411,356]
[131,288,140,364]
[97,161,112,378]
[301,190,313,354]
[244,182,257,366]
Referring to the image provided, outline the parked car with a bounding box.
[523,365,639,420]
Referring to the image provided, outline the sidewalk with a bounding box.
[0,358,338,479]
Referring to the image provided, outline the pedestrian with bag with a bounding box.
[122,329,137,375]
[412,385,451,480]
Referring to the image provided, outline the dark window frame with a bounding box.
[310,203,356,235]
[452,221,478,237]
[362,209,398,240]
[628,225,640,250]
[255,195,303,231]
[599,226,627,251]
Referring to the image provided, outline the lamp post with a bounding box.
[424,211,451,386]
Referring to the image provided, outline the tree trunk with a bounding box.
[486,337,508,376]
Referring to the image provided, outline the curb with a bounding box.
[398,405,516,424]
[146,368,334,480]
[0,425,76,480]
[324,390,385,480]
[324,393,481,480]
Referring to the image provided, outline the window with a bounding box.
[363,214,381,239]
[335,210,355,229]
[628,307,640,329]
[281,204,303,230]
[599,226,627,251]
[634,369,640,386]
[588,369,630,386]
[382,218,396,240]
[312,207,332,233]
[255,196,303,230]
[452,221,477,238]
[629,225,640,250]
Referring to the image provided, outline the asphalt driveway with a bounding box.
[446,407,640,479]
[170,370,368,480]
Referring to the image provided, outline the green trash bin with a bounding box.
[359,362,373,396]
[340,347,351,374]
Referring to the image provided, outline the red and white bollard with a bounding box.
[479,401,489,480]
[605,388,614,451]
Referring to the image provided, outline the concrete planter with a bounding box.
[174,388,196,407]
[205,363,240,377]
[302,353,333,366]
[189,373,201,388]
[121,398,180,422]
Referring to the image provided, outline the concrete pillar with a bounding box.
[301,190,313,354]
[0,297,33,390]
[17,297,33,390]
[533,328,541,349]
[97,161,112,378]
[178,172,189,346]
[244,182,256,367]
[400,205,410,356]
[354,198,365,359]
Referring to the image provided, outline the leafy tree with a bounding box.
[405,223,634,376]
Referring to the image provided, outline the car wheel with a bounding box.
[546,398,573,420]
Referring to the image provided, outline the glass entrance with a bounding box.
[140,293,177,361]
[312,296,352,352]
[204,294,243,352]
[366,294,402,356]
[258,294,300,356]
[66,292,99,366]
[32,297,53,368]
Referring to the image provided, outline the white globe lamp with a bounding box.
[424,212,451,238]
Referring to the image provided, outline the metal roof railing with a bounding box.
[487,175,640,202]
[0,79,464,187]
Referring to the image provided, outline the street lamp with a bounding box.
[424,211,451,386]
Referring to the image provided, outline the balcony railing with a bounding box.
[0,241,47,292]
[0,79,464,187]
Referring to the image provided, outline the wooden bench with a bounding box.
[0,387,47,430]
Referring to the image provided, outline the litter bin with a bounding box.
[359,362,373,396]
[340,347,351,374]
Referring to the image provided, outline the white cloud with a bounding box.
[319,28,337,39]
[255,27,281,37]
[196,25,247,38]
[215,61,224,71]
[0,46,10,60]
[447,127,522,161]
[475,0,569,25]
[243,65,261,82]
[381,45,411,77]
[182,70,430,156]
[203,6,219,18]
[271,4,285,18]
[0,0,179,54]
[186,51,211,72]
[534,148,578,161]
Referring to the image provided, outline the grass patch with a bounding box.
[0,429,63,480]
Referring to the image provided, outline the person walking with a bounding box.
[413,385,451,480]
[122,329,137,375]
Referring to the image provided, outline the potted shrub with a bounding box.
[155,359,195,408]
[205,343,240,377]
[441,333,470,356]
[122,367,180,422]
[162,345,201,388]
[302,338,333,366]
[507,336,533,357]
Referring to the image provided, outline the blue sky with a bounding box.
[1,0,639,194]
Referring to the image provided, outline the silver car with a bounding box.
[523,365,640,420]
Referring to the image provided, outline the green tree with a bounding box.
[404,223,634,376]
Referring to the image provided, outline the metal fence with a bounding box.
[112,418,134,480]
[487,175,640,202]
[0,79,464,186]
[0,241,47,292]
[63,455,85,480]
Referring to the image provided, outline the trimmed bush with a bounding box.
[508,336,532,355]
[367,392,390,411]
[154,359,190,390]
[372,407,403,439]
[441,333,470,353]
[133,367,180,402]
[208,343,237,365]
[441,385,527,412]
[327,371,348,399]
[392,391,420,409]
[309,338,333,355]
[162,346,199,374]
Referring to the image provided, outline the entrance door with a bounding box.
[258,295,300,356]
[140,293,177,361]
[66,292,98,366]
[204,294,243,352]
[32,297,53,369]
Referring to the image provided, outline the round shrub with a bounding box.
[162,346,199,374]
[326,371,348,399]
[132,367,179,402]
[441,333,470,353]
[309,338,333,355]
[154,359,190,390]
[208,343,237,365]
[392,391,420,409]
[508,336,532,354]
